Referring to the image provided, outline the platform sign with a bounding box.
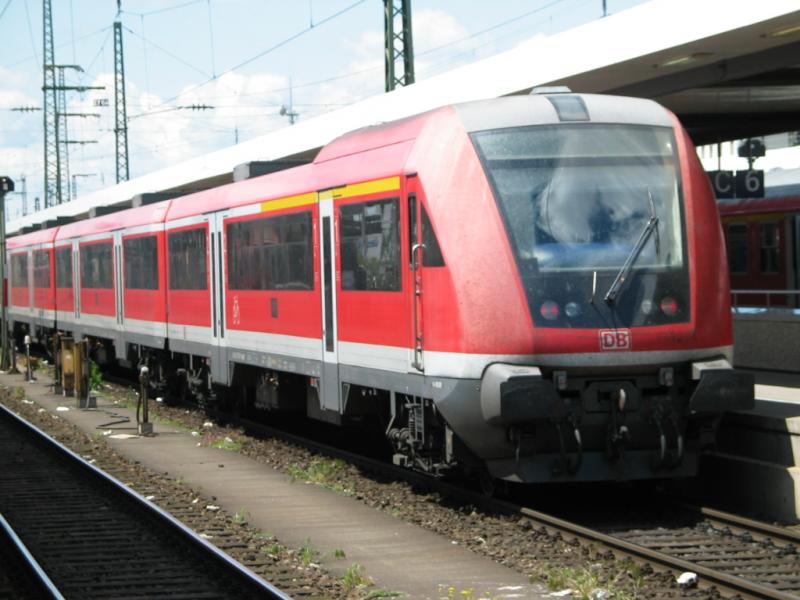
[735,169,764,198]
[708,170,734,199]
[707,169,764,199]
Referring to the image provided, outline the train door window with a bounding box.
[421,206,445,267]
[725,223,747,274]
[168,228,207,290]
[759,221,780,274]
[340,198,400,291]
[33,251,50,288]
[11,254,28,287]
[56,247,72,288]
[227,211,313,290]
[80,242,113,289]
[123,235,158,290]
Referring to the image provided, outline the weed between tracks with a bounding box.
[288,457,357,496]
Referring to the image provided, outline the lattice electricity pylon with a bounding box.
[114,20,130,183]
[56,66,71,203]
[383,0,415,92]
[42,0,59,208]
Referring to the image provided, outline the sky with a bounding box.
[0,0,654,218]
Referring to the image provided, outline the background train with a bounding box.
[718,195,800,308]
[6,91,754,485]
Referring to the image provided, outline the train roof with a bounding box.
[55,201,172,241]
[717,195,800,216]
[7,226,59,249]
[453,94,673,132]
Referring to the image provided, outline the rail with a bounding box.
[0,513,64,600]
[731,289,800,309]
[0,402,291,600]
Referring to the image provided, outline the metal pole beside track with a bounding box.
[0,177,14,372]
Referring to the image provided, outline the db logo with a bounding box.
[599,329,631,351]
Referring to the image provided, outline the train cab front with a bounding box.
[459,93,755,482]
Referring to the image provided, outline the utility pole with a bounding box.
[114,1,130,183]
[383,0,415,92]
[42,0,103,208]
[19,176,27,217]
[279,78,298,125]
[0,176,13,371]
[43,0,59,208]
[71,173,98,199]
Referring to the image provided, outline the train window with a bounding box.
[123,235,158,290]
[33,251,50,288]
[168,228,207,290]
[80,242,113,289]
[227,211,313,291]
[11,253,28,287]
[760,222,780,274]
[725,224,748,274]
[421,207,445,267]
[340,198,401,291]
[56,247,72,288]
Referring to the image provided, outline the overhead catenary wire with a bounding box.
[23,0,39,67]
[0,0,12,22]
[151,0,368,111]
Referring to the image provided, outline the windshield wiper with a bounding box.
[604,189,659,305]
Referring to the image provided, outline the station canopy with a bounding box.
[10,0,800,233]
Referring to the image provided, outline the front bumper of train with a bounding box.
[476,358,754,482]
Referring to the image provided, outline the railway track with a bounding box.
[221,411,800,599]
[0,513,62,599]
[0,402,290,600]
[28,364,800,599]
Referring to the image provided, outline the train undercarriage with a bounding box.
[14,320,754,486]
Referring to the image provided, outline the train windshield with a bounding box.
[472,123,689,328]
[472,124,683,272]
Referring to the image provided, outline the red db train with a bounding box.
[718,195,800,308]
[7,92,754,484]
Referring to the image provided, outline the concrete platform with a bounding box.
[701,370,800,523]
[0,372,545,600]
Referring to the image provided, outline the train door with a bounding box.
[112,230,125,331]
[72,239,80,321]
[407,180,424,373]
[208,212,229,385]
[317,196,340,413]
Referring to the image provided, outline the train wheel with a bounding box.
[478,470,498,497]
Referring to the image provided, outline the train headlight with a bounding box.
[565,302,581,318]
[540,301,560,320]
[660,296,679,316]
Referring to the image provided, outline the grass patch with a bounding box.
[288,457,354,495]
[532,563,635,600]
[341,563,371,592]
[154,415,190,431]
[298,538,319,565]
[208,436,242,451]
[14,387,26,401]
[232,507,249,525]
[260,542,282,556]
[89,360,103,391]
[363,589,404,600]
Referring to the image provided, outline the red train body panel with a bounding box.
[7,93,753,483]
[718,195,800,307]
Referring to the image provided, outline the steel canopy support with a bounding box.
[384,0,415,92]
[113,20,130,183]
